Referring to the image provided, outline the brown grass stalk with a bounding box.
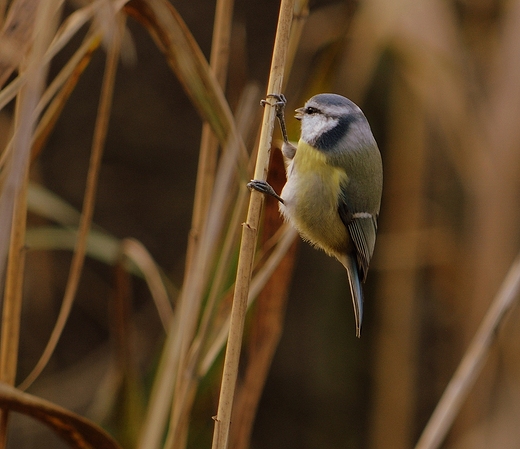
[18,13,124,391]
[415,251,520,449]
[210,0,295,448]
[0,2,59,445]
[0,381,123,449]
[0,124,29,449]
[229,148,298,449]
[124,5,255,442]
[31,34,102,161]
[165,86,260,449]
[185,0,235,272]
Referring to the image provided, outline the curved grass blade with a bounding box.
[123,0,244,154]
[0,381,122,449]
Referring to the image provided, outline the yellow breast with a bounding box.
[281,140,350,255]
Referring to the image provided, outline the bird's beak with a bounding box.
[294,107,304,120]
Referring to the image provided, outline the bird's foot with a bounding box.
[261,94,289,143]
[247,180,285,204]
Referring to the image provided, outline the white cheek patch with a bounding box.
[300,115,338,145]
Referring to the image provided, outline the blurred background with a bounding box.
[3,0,520,447]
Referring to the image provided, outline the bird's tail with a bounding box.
[341,255,364,338]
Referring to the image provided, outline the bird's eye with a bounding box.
[305,107,319,114]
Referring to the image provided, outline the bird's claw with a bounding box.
[260,93,287,109]
[247,179,285,204]
[261,94,289,143]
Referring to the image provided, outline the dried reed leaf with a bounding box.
[27,183,81,224]
[28,183,176,324]
[0,76,24,115]
[163,84,261,449]
[209,2,295,443]
[46,1,99,61]
[0,15,61,445]
[186,0,235,273]
[0,381,122,449]
[18,12,124,391]
[33,34,102,160]
[119,238,173,332]
[415,252,520,449]
[137,48,259,449]
[166,100,245,448]
[0,0,39,87]
[124,0,240,149]
[199,223,297,377]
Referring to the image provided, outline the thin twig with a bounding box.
[415,251,520,449]
[210,1,295,448]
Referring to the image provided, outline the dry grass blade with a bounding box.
[210,1,295,447]
[194,83,261,363]
[0,76,24,116]
[0,0,39,87]
[415,252,520,449]
[0,2,60,445]
[133,3,255,443]
[199,224,297,377]
[18,14,124,391]
[0,381,122,449]
[32,33,102,160]
[46,1,99,62]
[164,85,260,449]
[27,183,82,226]
[186,0,235,273]
[25,226,175,336]
[124,0,241,150]
[119,238,173,332]
[0,0,57,296]
[161,82,247,449]
[229,147,298,449]
[26,227,120,263]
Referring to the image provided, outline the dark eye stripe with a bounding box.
[314,114,358,151]
[306,106,319,114]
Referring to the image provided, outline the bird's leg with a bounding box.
[261,94,289,143]
[261,93,296,160]
[250,94,290,204]
[247,180,285,205]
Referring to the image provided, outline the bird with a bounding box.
[248,93,383,337]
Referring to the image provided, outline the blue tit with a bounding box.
[249,93,382,337]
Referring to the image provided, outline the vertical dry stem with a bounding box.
[210,0,295,448]
[229,148,297,449]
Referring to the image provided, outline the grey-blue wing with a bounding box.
[338,201,378,282]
